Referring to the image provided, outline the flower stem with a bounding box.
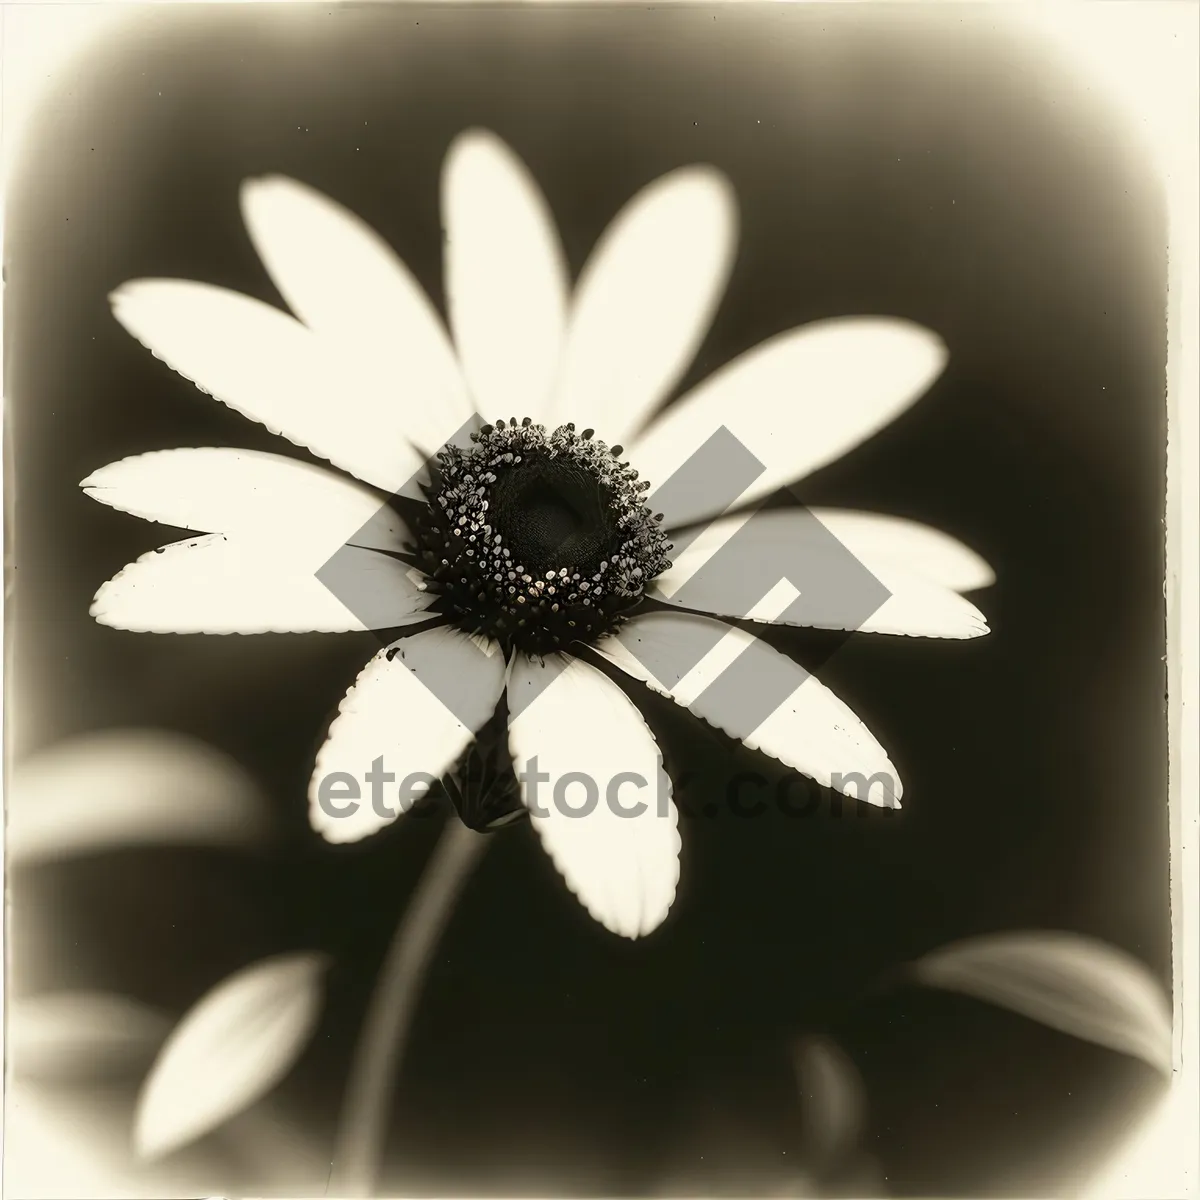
[329,817,488,1196]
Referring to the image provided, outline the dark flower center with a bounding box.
[488,456,614,576]
[408,418,671,656]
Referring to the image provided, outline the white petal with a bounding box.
[653,508,989,640]
[806,509,995,592]
[628,318,949,529]
[135,953,326,1158]
[7,729,268,863]
[849,572,991,639]
[82,448,408,554]
[442,129,568,423]
[551,166,736,446]
[111,280,430,494]
[507,654,681,938]
[309,627,507,844]
[597,611,902,806]
[92,533,430,634]
[240,174,473,452]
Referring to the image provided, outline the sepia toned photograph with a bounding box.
[3,3,1194,1198]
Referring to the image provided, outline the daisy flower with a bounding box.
[83,129,993,939]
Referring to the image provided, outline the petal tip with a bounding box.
[853,315,949,376]
[107,283,137,312]
[895,315,947,352]
[603,903,673,941]
[239,173,305,216]
[690,163,739,214]
[446,125,505,158]
[78,458,123,492]
[970,561,998,591]
[442,126,511,185]
[641,162,739,253]
[241,171,290,193]
[307,780,364,845]
[89,585,115,624]
[441,128,535,215]
[108,280,164,329]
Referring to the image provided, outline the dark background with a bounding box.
[6,4,1170,1196]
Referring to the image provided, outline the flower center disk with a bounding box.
[411,419,671,655]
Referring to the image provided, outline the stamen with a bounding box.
[408,420,672,655]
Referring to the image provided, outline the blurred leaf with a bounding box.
[8,729,269,863]
[792,1035,866,1169]
[912,931,1172,1074]
[134,952,327,1159]
[8,991,171,1081]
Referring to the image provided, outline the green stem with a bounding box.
[329,818,488,1196]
